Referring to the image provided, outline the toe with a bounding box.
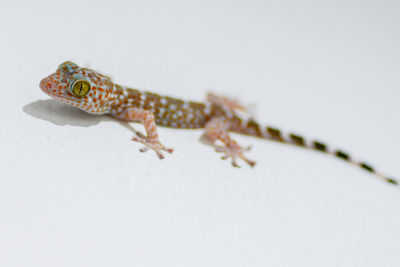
[139,146,149,152]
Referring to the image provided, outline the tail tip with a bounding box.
[386,178,398,185]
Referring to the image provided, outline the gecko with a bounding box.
[40,61,397,186]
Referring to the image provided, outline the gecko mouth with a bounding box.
[39,78,67,99]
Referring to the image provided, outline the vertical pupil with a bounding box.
[78,82,83,94]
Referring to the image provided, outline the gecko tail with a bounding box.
[231,117,398,186]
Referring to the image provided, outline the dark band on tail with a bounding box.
[266,127,284,142]
[247,120,262,137]
[360,163,374,172]
[289,134,305,146]
[335,150,350,161]
[313,141,327,152]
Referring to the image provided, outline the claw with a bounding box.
[132,134,174,159]
[232,160,241,168]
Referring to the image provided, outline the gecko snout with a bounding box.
[39,77,55,95]
[39,78,49,90]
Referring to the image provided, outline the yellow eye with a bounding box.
[71,79,91,97]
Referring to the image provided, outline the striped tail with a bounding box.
[231,117,398,186]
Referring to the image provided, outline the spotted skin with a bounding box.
[40,61,397,186]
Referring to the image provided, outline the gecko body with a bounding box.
[40,61,397,185]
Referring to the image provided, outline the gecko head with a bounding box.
[39,61,116,114]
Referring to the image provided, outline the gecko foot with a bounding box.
[214,144,256,168]
[132,132,174,159]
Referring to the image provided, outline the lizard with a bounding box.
[39,61,397,186]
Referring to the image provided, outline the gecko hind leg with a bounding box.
[118,108,174,159]
[207,92,254,115]
[204,116,256,167]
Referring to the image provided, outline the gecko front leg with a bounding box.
[204,116,256,167]
[117,108,174,159]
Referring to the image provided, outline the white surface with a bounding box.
[1,0,400,266]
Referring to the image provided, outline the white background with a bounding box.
[1,0,399,266]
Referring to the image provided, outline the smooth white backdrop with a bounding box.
[1,0,399,266]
